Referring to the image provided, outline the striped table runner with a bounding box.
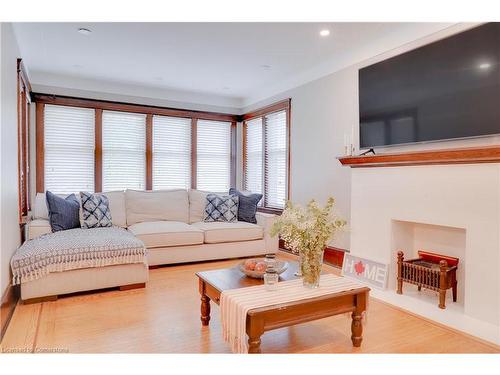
[220,274,364,353]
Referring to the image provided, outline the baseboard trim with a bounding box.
[1,283,19,342]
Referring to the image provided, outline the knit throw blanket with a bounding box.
[11,227,146,285]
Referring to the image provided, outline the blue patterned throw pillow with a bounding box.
[46,191,81,232]
[229,188,262,224]
[203,194,239,222]
[80,192,113,229]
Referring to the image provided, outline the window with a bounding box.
[243,118,263,196]
[44,105,95,194]
[153,115,191,190]
[264,111,288,209]
[102,111,146,191]
[196,120,231,192]
[243,100,290,210]
[35,94,239,195]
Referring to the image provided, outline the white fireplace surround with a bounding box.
[349,163,500,345]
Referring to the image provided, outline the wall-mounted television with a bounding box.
[359,23,500,149]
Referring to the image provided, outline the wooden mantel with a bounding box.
[338,145,500,168]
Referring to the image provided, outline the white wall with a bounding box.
[241,23,487,250]
[245,69,358,250]
[0,23,21,296]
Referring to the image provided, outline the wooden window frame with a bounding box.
[242,98,291,214]
[33,93,240,193]
[145,114,153,190]
[17,59,32,223]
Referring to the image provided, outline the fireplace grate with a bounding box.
[397,250,459,309]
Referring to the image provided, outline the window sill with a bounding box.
[257,207,283,215]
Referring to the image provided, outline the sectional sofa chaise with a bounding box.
[14,189,278,302]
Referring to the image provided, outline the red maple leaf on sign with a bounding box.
[354,261,365,275]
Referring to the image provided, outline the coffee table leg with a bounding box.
[248,335,262,354]
[199,279,211,326]
[351,311,363,347]
[247,317,264,353]
[201,294,211,326]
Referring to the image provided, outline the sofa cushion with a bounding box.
[33,192,68,220]
[102,191,127,228]
[126,189,189,226]
[128,221,204,248]
[188,189,209,224]
[33,191,127,228]
[33,192,50,220]
[192,221,264,244]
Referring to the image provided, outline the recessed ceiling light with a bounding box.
[319,29,330,37]
[478,62,491,70]
[77,28,92,36]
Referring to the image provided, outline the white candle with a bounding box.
[351,126,355,155]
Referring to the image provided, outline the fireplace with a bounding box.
[348,163,500,344]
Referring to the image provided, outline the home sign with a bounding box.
[342,254,389,289]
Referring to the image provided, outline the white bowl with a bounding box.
[238,258,289,279]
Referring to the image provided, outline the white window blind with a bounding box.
[44,105,95,194]
[196,120,231,192]
[243,118,263,196]
[265,110,287,208]
[102,111,146,191]
[153,115,191,190]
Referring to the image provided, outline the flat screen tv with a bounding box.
[359,23,500,149]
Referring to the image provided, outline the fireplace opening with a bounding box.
[391,220,466,310]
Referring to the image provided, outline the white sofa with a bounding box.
[21,189,278,301]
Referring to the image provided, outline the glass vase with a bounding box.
[294,252,303,277]
[301,249,324,289]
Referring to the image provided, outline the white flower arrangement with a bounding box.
[270,197,346,287]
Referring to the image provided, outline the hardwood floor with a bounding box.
[1,252,498,353]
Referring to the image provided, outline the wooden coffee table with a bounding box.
[196,261,370,353]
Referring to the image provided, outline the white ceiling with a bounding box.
[13,22,455,108]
